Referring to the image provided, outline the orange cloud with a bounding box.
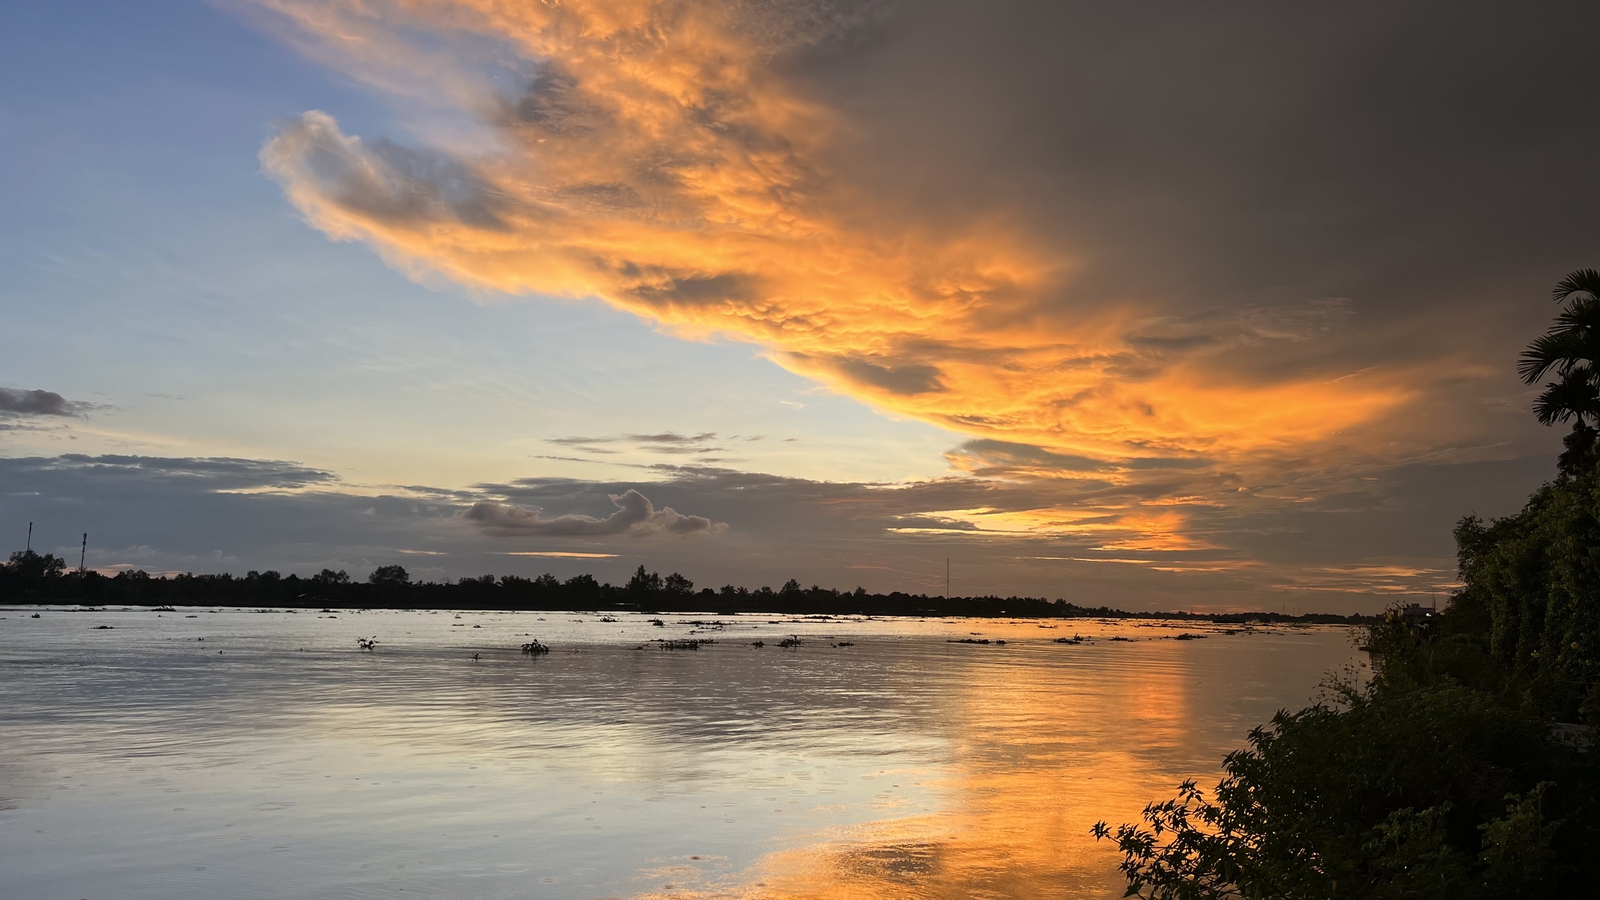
[251,0,1410,467]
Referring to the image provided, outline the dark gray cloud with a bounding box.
[504,64,603,135]
[947,440,1115,474]
[261,110,508,230]
[464,489,719,537]
[0,454,428,580]
[26,454,339,491]
[627,433,719,445]
[546,433,728,456]
[784,353,946,396]
[945,440,1213,479]
[816,0,1600,339]
[0,452,1559,610]
[0,387,88,418]
[626,273,757,307]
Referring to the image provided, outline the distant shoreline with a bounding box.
[1,554,1376,623]
[0,598,1370,625]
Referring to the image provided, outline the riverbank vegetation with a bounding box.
[1095,270,1600,897]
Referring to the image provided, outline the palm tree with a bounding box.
[1520,269,1600,473]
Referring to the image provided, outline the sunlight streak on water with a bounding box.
[0,608,1359,899]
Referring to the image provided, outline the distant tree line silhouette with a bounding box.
[0,556,1357,622]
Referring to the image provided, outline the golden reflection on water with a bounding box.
[636,650,1201,900]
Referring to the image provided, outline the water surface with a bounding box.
[0,608,1359,899]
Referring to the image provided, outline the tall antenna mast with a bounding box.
[26,521,32,553]
[80,533,88,572]
[946,557,950,599]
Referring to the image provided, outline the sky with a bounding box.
[2,0,1596,612]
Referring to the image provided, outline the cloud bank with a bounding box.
[464,488,720,537]
[236,0,1600,568]
[250,0,1427,468]
[0,452,1555,612]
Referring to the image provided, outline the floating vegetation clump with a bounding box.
[599,616,618,623]
[356,636,378,650]
[655,638,715,650]
[681,620,730,630]
[521,640,550,655]
[949,638,991,645]
[1173,633,1207,641]
[778,636,803,648]
[751,640,765,648]
[1054,635,1086,645]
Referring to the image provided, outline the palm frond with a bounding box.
[1520,329,1600,383]
[1553,269,1600,303]
[1555,293,1600,332]
[1520,332,1579,383]
[1533,372,1600,427]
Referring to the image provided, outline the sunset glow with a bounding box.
[255,0,1411,469]
[3,0,1588,607]
[6,5,1599,898]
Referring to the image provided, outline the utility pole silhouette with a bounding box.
[946,557,950,599]
[80,533,88,572]
[26,521,32,553]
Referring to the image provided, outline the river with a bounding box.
[0,607,1360,899]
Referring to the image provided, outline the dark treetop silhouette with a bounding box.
[1520,268,1600,475]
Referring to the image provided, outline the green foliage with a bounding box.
[1451,465,1600,723]
[1094,682,1574,899]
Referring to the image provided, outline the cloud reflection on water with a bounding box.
[622,632,1280,900]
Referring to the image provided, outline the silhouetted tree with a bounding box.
[563,573,600,604]
[368,565,410,586]
[7,549,65,581]
[664,572,693,594]
[312,568,350,586]
[627,565,663,595]
[1520,269,1600,474]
